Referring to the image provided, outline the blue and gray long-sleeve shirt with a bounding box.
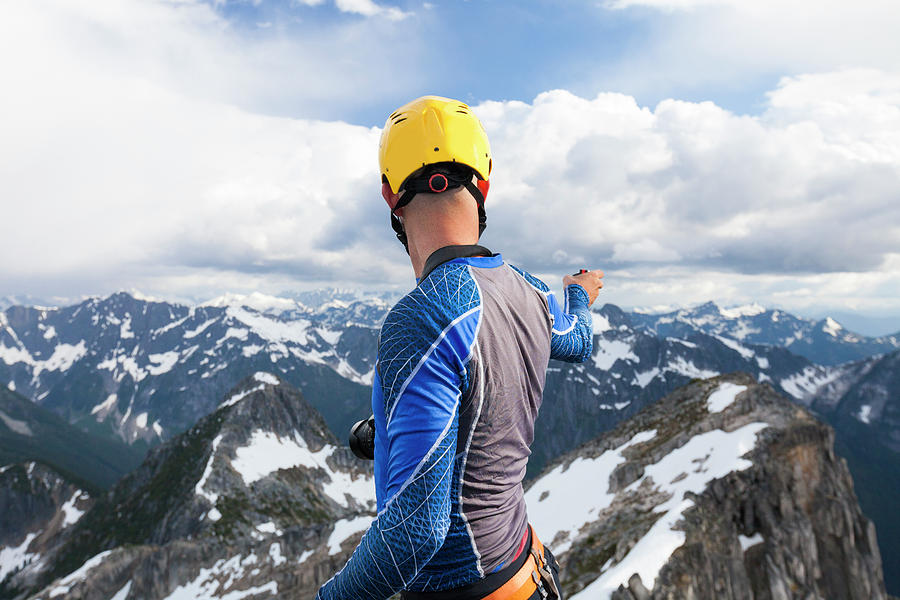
[317,248,593,599]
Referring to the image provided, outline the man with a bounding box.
[317,96,603,600]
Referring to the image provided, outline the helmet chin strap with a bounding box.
[389,166,487,254]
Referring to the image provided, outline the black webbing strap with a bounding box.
[390,166,487,254]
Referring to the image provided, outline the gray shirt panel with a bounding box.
[456,263,553,574]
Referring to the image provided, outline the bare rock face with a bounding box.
[0,462,93,596]
[526,373,887,600]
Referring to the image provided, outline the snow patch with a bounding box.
[230,430,375,509]
[756,356,769,369]
[48,550,113,597]
[255,522,282,535]
[665,356,718,380]
[110,581,132,600]
[60,491,89,527]
[0,410,33,436]
[147,351,179,375]
[220,385,265,409]
[160,553,277,600]
[633,368,660,388]
[42,326,57,340]
[0,345,33,366]
[135,412,149,429]
[253,372,279,386]
[593,340,638,370]
[823,317,843,337]
[526,430,658,555]
[739,533,764,550]
[719,304,765,318]
[327,516,372,555]
[780,366,839,401]
[592,312,612,334]
[571,422,769,599]
[91,393,118,416]
[268,543,286,567]
[667,338,697,349]
[226,306,311,347]
[0,532,39,581]
[857,405,873,425]
[195,435,224,519]
[32,341,88,378]
[6,380,14,392]
[707,383,747,414]
[202,292,299,315]
[119,316,135,339]
[184,318,217,339]
[241,344,264,357]
[714,335,754,359]
[316,328,342,345]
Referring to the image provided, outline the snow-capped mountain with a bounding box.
[528,304,837,475]
[629,301,900,366]
[4,374,375,600]
[526,373,888,599]
[10,374,889,599]
[0,291,881,466]
[0,292,385,448]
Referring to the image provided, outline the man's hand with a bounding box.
[563,269,604,307]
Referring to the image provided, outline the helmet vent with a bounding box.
[393,117,407,124]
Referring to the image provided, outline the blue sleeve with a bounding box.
[509,265,593,363]
[317,282,481,599]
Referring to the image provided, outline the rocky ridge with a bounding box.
[0,292,880,462]
[2,374,375,600]
[526,373,887,599]
[0,462,92,592]
[628,301,900,366]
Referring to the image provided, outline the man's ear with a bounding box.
[382,182,401,213]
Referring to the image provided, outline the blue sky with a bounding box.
[206,0,777,125]
[1,0,899,331]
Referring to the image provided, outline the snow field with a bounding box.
[706,382,747,414]
[569,422,769,599]
[161,552,278,600]
[47,550,113,598]
[230,430,375,509]
[60,490,89,527]
[0,532,39,581]
[592,339,639,370]
[526,429,659,555]
[327,516,373,555]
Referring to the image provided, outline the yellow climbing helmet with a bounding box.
[379,95,492,193]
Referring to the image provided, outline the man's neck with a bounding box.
[409,235,479,279]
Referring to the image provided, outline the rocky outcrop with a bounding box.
[526,373,887,599]
[0,462,92,596]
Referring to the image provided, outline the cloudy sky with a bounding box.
[1,0,899,332]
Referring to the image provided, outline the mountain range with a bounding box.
[0,373,890,599]
[1,290,898,595]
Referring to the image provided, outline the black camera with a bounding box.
[349,415,376,460]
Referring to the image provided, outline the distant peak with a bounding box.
[719,303,766,319]
[201,292,304,314]
[253,372,280,386]
[822,317,843,337]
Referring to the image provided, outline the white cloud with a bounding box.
[0,2,898,317]
[594,0,900,105]
[334,0,410,20]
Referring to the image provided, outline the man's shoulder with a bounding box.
[506,263,550,294]
[384,262,482,333]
